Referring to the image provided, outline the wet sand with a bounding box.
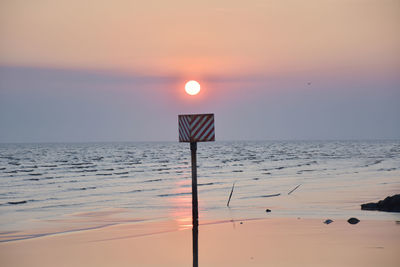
[1,218,399,267]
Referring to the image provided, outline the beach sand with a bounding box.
[1,217,399,267]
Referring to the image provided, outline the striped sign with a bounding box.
[179,114,215,142]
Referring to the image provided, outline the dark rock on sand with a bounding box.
[265,209,271,213]
[324,219,333,224]
[361,194,400,212]
[347,218,360,225]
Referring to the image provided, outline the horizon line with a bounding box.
[0,138,399,145]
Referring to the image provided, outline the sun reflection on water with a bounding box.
[168,179,193,230]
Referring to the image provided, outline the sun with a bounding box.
[185,80,201,95]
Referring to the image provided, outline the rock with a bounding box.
[361,202,379,210]
[361,194,400,212]
[324,219,333,224]
[240,222,243,224]
[347,217,360,224]
[265,209,271,213]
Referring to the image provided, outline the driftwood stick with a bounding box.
[227,182,236,207]
[288,184,301,195]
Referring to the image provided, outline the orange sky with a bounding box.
[1,0,399,77]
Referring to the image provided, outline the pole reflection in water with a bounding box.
[193,223,198,267]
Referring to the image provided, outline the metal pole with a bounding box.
[191,142,198,226]
[190,141,198,267]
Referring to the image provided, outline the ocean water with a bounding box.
[1,141,399,234]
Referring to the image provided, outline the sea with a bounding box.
[1,141,399,236]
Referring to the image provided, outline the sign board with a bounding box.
[179,113,215,142]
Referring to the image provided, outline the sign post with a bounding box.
[179,113,215,267]
[191,141,198,228]
[190,141,198,267]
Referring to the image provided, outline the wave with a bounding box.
[72,165,97,169]
[377,168,396,172]
[363,159,384,168]
[260,161,319,173]
[25,178,40,181]
[143,178,162,183]
[69,187,96,191]
[0,223,122,243]
[114,171,129,175]
[198,182,215,186]
[84,169,97,172]
[38,203,83,209]
[124,188,157,194]
[5,199,35,205]
[152,168,171,172]
[127,189,144,193]
[297,169,315,174]
[70,162,92,166]
[16,169,34,173]
[158,192,191,197]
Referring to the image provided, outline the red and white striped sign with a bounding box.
[179,114,215,142]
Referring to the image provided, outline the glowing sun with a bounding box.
[185,80,200,95]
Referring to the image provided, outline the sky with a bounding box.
[0,0,399,142]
